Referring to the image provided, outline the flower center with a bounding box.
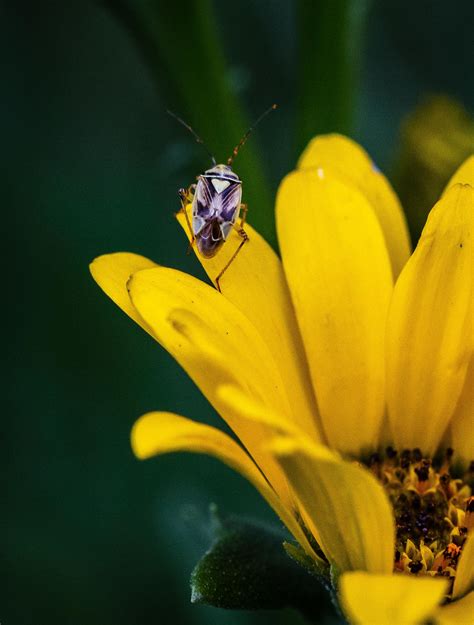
[367,448,473,594]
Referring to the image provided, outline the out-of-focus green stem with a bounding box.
[296,0,369,157]
[102,0,276,248]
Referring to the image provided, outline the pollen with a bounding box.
[367,448,473,596]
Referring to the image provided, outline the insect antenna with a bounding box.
[167,110,217,166]
[227,103,277,166]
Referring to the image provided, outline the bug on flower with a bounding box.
[168,104,277,292]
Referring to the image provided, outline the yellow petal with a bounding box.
[131,411,314,558]
[277,169,393,454]
[177,208,322,441]
[89,252,157,332]
[270,437,394,573]
[444,155,474,193]
[386,184,473,454]
[217,383,308,440]
[216,383,324,547]
[454,533,474,599]
[435,591,474,625]
[450,356,474,466]
[298,134,411,279]
[127,265,294,503]
[217,385,395,574]
[340,571,448,625]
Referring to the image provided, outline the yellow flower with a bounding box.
[90,136,474,625]
[394,95,474,238]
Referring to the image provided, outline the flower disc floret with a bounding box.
[366,446,473,595]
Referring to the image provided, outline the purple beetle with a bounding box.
[169,105,277,292]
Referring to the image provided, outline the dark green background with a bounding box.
[3,1,472,624]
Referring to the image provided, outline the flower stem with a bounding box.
[296,0,370,157]
[101,0,276,247]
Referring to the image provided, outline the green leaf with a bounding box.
[190,511,343,622]
[284,541,330,583]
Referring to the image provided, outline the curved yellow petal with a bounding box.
[127,266,294,503]
[217,384,309,440]
[90,252,158,332]
[435,591,474,625]
[298,134,411,279]
[216,383,324,547]
[450,356,474,466]
[340,571,448,625]
[270,437,395,573]
[277,169,393,454]
[177,208,322,442]
[454,533,474,599]
[443,155,474,193]
[386,184,473,454]
[131,411,314,558]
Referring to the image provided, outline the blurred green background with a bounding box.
[3,1,472,624]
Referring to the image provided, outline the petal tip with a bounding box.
[130,414,150,459]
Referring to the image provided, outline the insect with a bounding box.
[168,104,277,292]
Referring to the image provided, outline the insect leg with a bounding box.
[178,184,196,253]
[215,227,249,293]
[238,203,248,228]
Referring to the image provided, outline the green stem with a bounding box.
[296,0,369,157]
[101,0,276,248]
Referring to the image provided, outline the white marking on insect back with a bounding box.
[220,221,233,240]
[317,167,325,179]
[211,178,231,193]
[192,214,206,235]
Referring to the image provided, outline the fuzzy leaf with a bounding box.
[190,512,342,622]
